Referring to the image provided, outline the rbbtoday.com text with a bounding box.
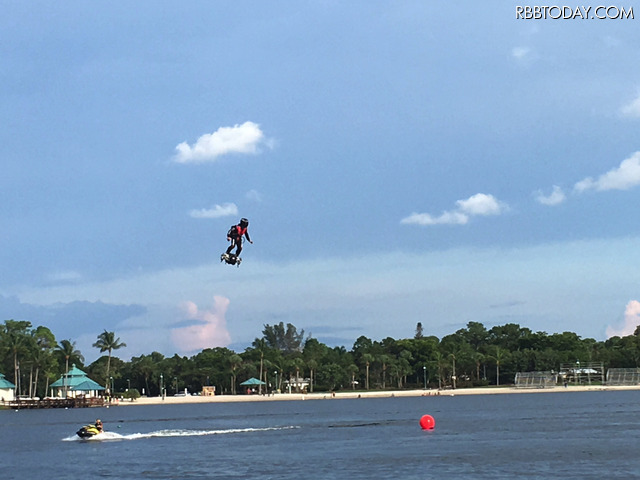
[516,5,634,19]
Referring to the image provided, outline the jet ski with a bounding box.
[76,423,102,438]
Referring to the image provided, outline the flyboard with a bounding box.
[221,252,242,267]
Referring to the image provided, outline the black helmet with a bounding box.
[240,218,249,227]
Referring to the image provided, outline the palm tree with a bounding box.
[291,357,305,392]
[473,351,486,382]
[488,347,507,386]
[379,354,392,390]
[441,339,466,389]
[362,353,374,390]
[0,320,32,395]
[449,352,458,389]
[271,359,285,393]
[229,354,243,395]
[130,354,156,396]
[92,330,126,392]
[252,338,267,394]
[55,339,84,397]
[432,351,445,389]
[347,364,359,390]
[30,326,56,398]
[307,359,318,393]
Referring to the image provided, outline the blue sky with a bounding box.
[2,2,640,362]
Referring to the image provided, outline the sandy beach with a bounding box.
[114,384,640,406]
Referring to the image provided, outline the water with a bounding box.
[2,390,640,479]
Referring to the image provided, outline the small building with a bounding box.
[284,376,309,394]
[201,386,216,396]
[50,365,105,398]
[0,372,16,402]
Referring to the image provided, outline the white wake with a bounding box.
[63,425,298,442]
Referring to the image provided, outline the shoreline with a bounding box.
[114,384,640,406]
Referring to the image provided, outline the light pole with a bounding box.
[127,379,130,391]
[423,366,427,390]
[274,371,278,394]
[160,374,164,399]
[174,377,178,395]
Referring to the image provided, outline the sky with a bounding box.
[1,1,640,363]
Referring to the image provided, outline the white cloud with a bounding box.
[535,185,566,206]
[245,189,263,202]
[401,193,506,226]
[174,121,269,164]
[189,203,238,219]
[606,300,640,338]
[574,151,640,192]
[171,296,232,353]
[511,46,530,60]
[401,211,469,226]
[511,46,538,67]
[620,92,640,118]
[456,193,504,216]
[45,270,83,283]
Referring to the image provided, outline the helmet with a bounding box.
[240,218,249,227]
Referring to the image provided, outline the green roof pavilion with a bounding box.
[51,365,105,396]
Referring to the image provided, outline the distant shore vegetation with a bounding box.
[1,319,639,397]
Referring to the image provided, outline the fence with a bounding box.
[606,368,640,386]
[559,362,605,385]
[514,371,558,388]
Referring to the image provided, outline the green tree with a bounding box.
[378,354,392,389]
[347,364,359,390]
[229,354,243,395]
[488,346,508,386]
[92,330,126,392]
[55,339,84,397]
[29,326,56,397]
[0,320,33,394]
[396,350,413,388]
[251,338,269,394]
[432,351,446,389]
[288,357,306,392]
[488,323,532,351]
[316,363,346,391]
[262,322,305,354]
[457,321,489,352]
[440,334,472,389]
[303,338,326,393]
[129,354,158,396]
[362,353,374,390]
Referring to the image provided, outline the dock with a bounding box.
[5,397,105,409]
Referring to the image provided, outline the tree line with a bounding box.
[1,319,640,398]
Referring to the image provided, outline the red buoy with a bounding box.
[420,414,435,430]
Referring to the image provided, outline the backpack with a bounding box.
[227,225,239,238]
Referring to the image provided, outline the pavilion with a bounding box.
[0,372,16,402]
[50,365,105,398]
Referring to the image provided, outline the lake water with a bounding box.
[1,390,640,479]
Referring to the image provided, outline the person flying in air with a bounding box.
[225,218,252,258]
